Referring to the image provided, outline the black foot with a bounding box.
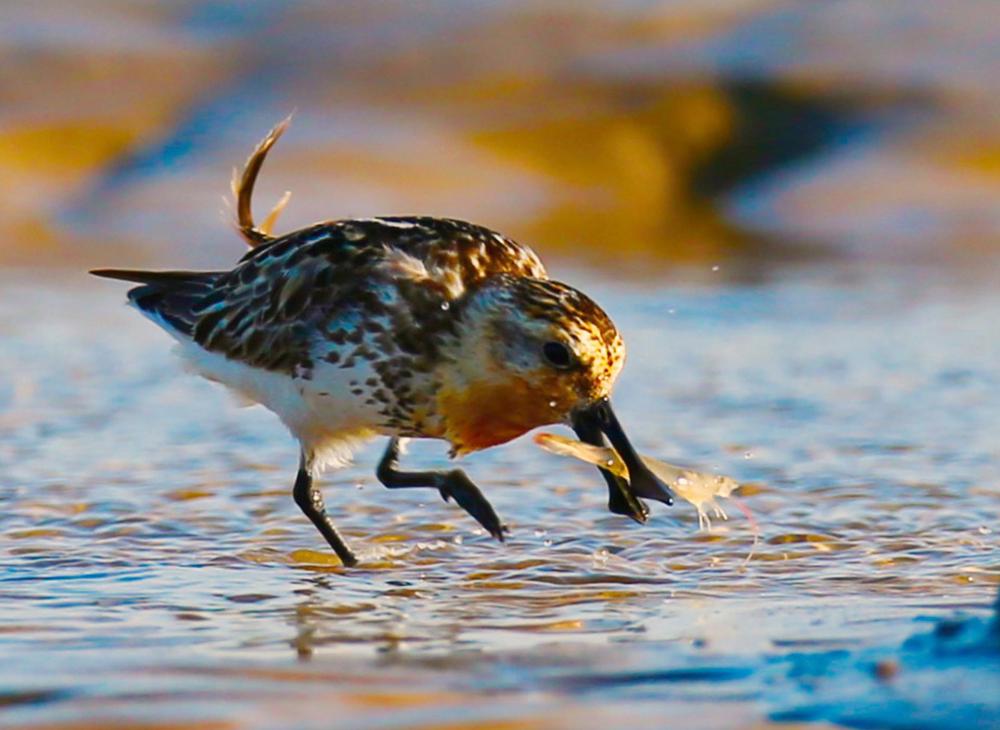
[436,470,508,541]
[377,438,508,541]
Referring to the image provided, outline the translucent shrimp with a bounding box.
[534,432,749,532]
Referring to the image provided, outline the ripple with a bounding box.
[3,264,1000,728]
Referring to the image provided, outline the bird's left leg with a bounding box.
[375,438,508,542]
[292,453,359,567]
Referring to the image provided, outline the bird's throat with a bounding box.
[438,377,558,456]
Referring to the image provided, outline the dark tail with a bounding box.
[90,268,221,336]
[232,115,294,248]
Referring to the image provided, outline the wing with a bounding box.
[190,216,548,375]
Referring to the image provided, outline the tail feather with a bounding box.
[232,115,294,248]
[90,268,212,285]
[90,268,221,336]
[92,116,297,334]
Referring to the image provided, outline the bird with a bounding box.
[91,118,674,567]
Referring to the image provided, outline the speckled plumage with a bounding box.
[91,120,656,565]
[198,216,546,374]
[236,218,548,440]
[98,218,621,458]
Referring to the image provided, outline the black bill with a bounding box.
[572,397,675,512]
[572,409,648,523]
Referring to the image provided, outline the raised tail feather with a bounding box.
[232,115,294,248]
[90,268,221,336]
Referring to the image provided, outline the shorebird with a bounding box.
[92,119,674,566]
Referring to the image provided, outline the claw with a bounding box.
[441,472,506,542]
[375,440,507,547]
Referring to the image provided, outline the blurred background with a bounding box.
[1,3,998,729]
[3,0,997,272]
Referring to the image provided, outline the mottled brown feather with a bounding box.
[191,217,547,376]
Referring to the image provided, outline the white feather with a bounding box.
[132,299,380,470]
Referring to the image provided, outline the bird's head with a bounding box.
[435,274,674,506]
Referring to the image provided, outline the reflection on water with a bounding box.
[1,266,998,728]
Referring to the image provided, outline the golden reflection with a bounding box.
[0,124,135,175]
[165,488,213,502]
[8,528,64,539]
[344,690,465,709]
[464,580,528,591]
[287,548,347,565]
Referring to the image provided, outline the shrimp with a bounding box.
[533,433,752,533]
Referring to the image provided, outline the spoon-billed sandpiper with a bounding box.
[92,120,674,566]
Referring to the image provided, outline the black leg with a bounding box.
[375,438,507,541]
[292,462,358,567]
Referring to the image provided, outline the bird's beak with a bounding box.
[571,407,648,524]
[572,397,675,506]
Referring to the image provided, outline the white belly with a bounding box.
[174,338,381,470]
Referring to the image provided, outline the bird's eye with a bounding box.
[542,341,574,369]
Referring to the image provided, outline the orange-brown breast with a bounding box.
[438,376,570,455]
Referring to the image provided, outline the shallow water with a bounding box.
[2,1,1000,727]
[1,263,998,728]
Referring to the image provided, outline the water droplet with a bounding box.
[667,308,676,315]
[440,301,450,310]
[452,534,463,545]
[533,529,546,538]
[605,458,614,466]
[548,400,557,408]
[676,477,689,486]
[743,451,753,460]
[543,539,553,547]
[711,265,720,272]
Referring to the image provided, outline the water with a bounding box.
[1,264,997,728]
[2,1,999,727]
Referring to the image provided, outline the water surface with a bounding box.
[1,2,999,728]
[1,264,997,728]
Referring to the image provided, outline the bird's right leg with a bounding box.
[375,438,508,541]
[292,454,358,567]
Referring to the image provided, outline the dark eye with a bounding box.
[542,341,574,369]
